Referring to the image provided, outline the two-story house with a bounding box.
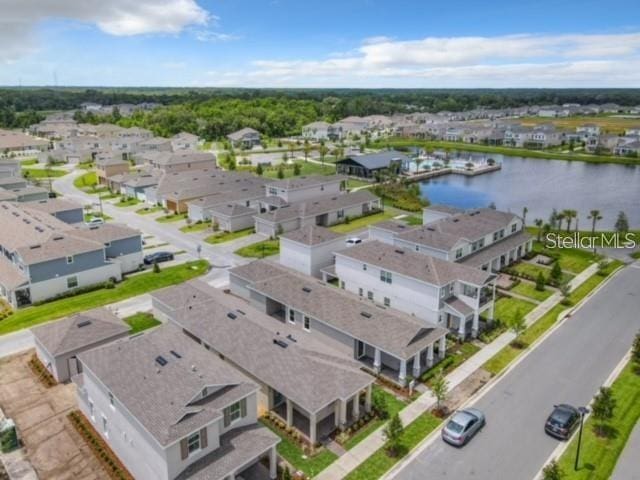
[227,128,262,149]
[301,121,343,141]
[74,324,280,480]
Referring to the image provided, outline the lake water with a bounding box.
[418,153,640,229]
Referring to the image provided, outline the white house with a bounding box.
[279,225,346,278]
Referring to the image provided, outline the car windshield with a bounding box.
[446,420,465,433]
[549,409,572,427]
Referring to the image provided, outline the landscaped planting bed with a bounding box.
[28,354,56,388]
[234,239,279,258]
[205,228,254,244]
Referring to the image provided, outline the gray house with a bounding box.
[75,324,280,480]
[24,198,84,224]
[227,128,261,149]
[32,308,129,382]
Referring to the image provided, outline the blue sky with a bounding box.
[1,0,639,87]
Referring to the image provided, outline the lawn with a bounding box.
[124,312,161,334]
[510,281,554,302]
[180,221,211,233]
[347,178,372,190]
[556,361,640,480]
[20,159,38,166]
[262,161,336,178]
[205,228,254,244]
[156,213,188,223]
[492,296,537,324]
[234,239,279,258]
[74,171,98,188]
[343,387,407,450]
[404,215,423,226]
[135,206,163,215]
[532,241,598,274]
[518,115,640,135]
[22,167,67,178]
[422,341,481,384]
[512,262,573,284]
[83,212,113,222]
[114,197,140,208]
[330,211,396,234]
[260,420,337,477]
[631,251,640,260]
[344,413,442,480]
[0,260,209,335]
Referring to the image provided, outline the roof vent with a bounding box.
[227,312,237,320]
[394,249,405,254]
[155,356,168,367]
[286,334,297,343]
[77,320,92,328]
[361,311,372,318]
[236,309,246,315]
[302,287,312,293]
[273,339,288,349]
[29,244,41,249]
[170,350,182,359]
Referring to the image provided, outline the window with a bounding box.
[187,431,201,455]
[511,223,517,233]
[67,276,78,289]
[288,309,295,324]
[268,187,278,195]
[358,288,363,297]
[88,398,95,421]
[66,255,74,264]
[380,270,392,284]
[462,284,478,298]
[102,416,108,437]
[109,392,115,410]
[337,209,344,219]
[384,297,390,307]
[303,316,310,331]
[455,248,463,259]
[415,245,419,252]
[367,291,374,301]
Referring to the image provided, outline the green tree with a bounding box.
[614,211,629,233]
[509,308,526,342]
[255,163,263,176]
[592,386,616,437]
[277,165,285,179]
[559,280,571,305]
[542,459,564,480]
[303,139,311,162]
[293,163,301,176]
[631,330,640,371]
[522,206,528,227]
[534,218,544,242]
[588,209,602,254]
[535,272,546,292]
[372,388,389,419]
[430,370,449,412]
[319,144,328,165]
[383,413,404,457]
[550,261,563,282]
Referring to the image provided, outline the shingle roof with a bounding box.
[231,261,448,359]
[336,150,410,170]
[71,223,141,244]
[458,230,532,268]
[207,203,256,217]
[152,281,373,414]
[227,128,260,140]
[78,324,257,447]
[281,225,345,246]
[335,240,491,286]
[266,175,345,191]
[24,198,83,215]
[31,308,129,356]
[0,255,28,289]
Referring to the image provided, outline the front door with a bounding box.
[356,341,366,359]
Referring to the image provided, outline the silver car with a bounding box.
[442,408,486,446]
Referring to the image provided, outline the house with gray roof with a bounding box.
[0,159,21,178]
[74,323,280,480]
[335,150,410,178]
[32,308,129,382]
[151,280,374,446]
[332,240,496,339]
[0,203,142,308]
[227,128,261,149]
[301,121,343,141]
[280,225,346,278]
[265,175,346,203]
[229,261,448,387]
[24,198,84,224]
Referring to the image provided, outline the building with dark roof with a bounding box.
[335,150,411,178]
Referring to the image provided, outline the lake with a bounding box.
[418,153,640,229]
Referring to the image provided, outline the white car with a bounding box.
[85,217,105,226]
[346,237,362,246]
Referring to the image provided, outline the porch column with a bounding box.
[412,352,421,378]
[269,446,277,480]
[439,336,447,360]
[286,398,293,427]
[334,402,340,427]
[489,282,496,324]
[309,412,317,445]
[472,312,479,338]
[339,399,347,428]
[353,393,360,419]
[268,388,275,410]
[457,315,466,340]
[365,384,372,413]
[373,348,381,373]
[398,359,407,385]
[426,344,434,368]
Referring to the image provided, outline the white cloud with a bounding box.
[0,0,210,62]
[194,30,242,42]
[236,32,640,87]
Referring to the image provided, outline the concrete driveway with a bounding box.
[390,264,640,480]
[0,352,108,480]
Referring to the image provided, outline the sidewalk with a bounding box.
[611,421,640,480]
[316,263,599,480]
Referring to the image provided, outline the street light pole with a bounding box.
[574,406,589,471]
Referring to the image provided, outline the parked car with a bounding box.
[143,251,174,265]
[346,237,362,246]
[442,408,485,446]
[85,217,104,226]
[545,404,580,440]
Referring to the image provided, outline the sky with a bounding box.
[0,0,639,88]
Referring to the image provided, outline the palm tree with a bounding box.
[303,139,311,162]
[414,157,423,174]
[556,212,565,232]
[522,206,529,227]
[567,209,578,233]
[319,144,328,165]
[588,209,603,254]
[534,218,544,242]
[560,209,574,232]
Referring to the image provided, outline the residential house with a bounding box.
[24,198,84,224]
[32,308,129,382]
[279,225,346,278]
[265,175,345,203]
[144,152,217,174]
[0,159,21,178]
[301,122,342,141]
[227,128,262,149]
[171,132,201,151]
[96,156,130,185]
[74,323,280,480]
[0,129,49,158]
[152,281,374,446]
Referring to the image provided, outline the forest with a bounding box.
[2,87,640,138]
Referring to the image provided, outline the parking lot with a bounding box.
[0,351,108,480]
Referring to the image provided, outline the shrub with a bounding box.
[372,388,389,419]
[153,262,161,274]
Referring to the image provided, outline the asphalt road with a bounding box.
[391,263,640,480]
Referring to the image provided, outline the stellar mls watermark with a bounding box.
[545,232,637,250]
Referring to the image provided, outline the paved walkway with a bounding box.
[610,421,640,480]
[316,263,599,480]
